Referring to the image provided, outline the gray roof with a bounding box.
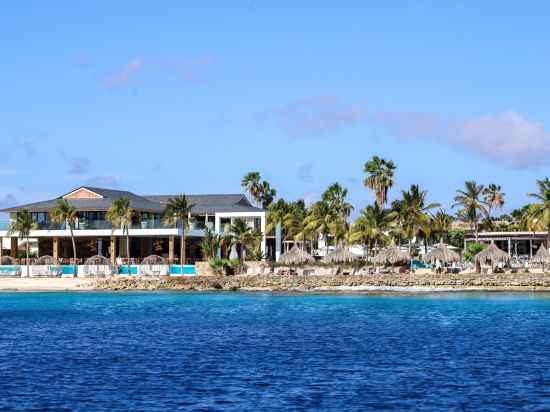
[144,194,265,213]
[1,187,265,214]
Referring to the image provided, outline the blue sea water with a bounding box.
[1,292,550,411]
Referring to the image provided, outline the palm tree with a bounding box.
[163,195,195,269]
[229,218,261,262]
[399,184,440,254]
[50,199,78,275]
[304,200,337,256]
[527,178,550,246]
[363,156,396,207]
[241,172,262,205]
[432,209,454,244]
[452,181,487,241]
[351,203,396,261]
[483,184,505,218]
[322,183,354,220]
[258,180,277,208]
[106,198,133,275]
[200,228,220,261]
[8,210,37,277]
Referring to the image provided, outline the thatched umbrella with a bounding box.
[531,245,550,271]
[279,245,314,266]
[322,246,356,265]
[423,244,460,265]
[474,242,510,270]
[373,246,411,267]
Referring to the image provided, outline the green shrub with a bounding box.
[463,243,485,262]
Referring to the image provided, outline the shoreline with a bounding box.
[3,275,550,293]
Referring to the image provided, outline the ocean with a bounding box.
[1,291,549,411]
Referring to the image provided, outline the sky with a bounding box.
[2,1,550,217]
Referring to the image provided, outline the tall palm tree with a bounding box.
[106,198,133,275]
[363,156,396,207]
[452,181,487,241]
[483,184,505,218]
[432,209,454,244]
[351,203,396,260]
[258,180,277,208]
[163,195,195,269]
[241,172,262,205]
[322,183,354,220]
[229,218,261,262]
[50,199,78,275]
[399,184,440,254]
[527,178,550,246]
[304,200,337,256]
[8,210,37,277]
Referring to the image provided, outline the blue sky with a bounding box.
[2,1,550,216]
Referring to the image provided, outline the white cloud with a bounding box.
[376,110,550,169]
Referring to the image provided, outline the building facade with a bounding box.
[0,186,267,263]
[464,231,548,259]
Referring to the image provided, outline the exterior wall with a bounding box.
[63,188,103,199]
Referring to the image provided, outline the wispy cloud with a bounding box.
[163,55,214,83]
[261,96,362,137]
[297,162,314,183]
[106,57,145,89]
[85,175,121,188]
[376,110,550,169]
[0,194,17,209]
[60,151,90,175]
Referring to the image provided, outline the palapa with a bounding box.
[279,245,314,266]
[531,245,550,267]
[373,246,411,266]
[474,242,510,266]
[423,244,460,265]
[322,246,356,265]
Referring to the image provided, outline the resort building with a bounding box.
[0,186,267,263]
[464,231,548,259]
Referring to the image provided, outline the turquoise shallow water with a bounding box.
[1,292,550,411]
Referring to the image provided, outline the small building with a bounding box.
[0,186,267,263]
[464,231,547,258]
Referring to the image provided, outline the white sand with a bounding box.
[0,278,95,291]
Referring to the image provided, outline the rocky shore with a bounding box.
[92,272,550,292]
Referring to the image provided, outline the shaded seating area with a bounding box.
[530,245,550,272]
[373,246,411,273]
[82,255,117,278]
[423,244,460,274]
[475,242,510,274]
[30,256,61,278]
[140,255,169,277]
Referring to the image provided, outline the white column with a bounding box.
[260,213,266,259]
[275,221,282,262]
[98,239,103,256]
[507,238,511,256]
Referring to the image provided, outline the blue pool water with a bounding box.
[0,292,549,411]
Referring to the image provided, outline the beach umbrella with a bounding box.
[278,245,314,266]
[373,246,411,266]
[322,246,357,265]
[531,245,550,270]
[474,242,510,268]
[423,244,460,265]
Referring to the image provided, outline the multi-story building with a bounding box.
[0,186,267,263]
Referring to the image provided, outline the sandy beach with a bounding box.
[0,278,96,291]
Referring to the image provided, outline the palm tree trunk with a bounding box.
[26,235,30,277]
[126,227,131,276]
[69,224,77,277]
[181,225,186,270]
